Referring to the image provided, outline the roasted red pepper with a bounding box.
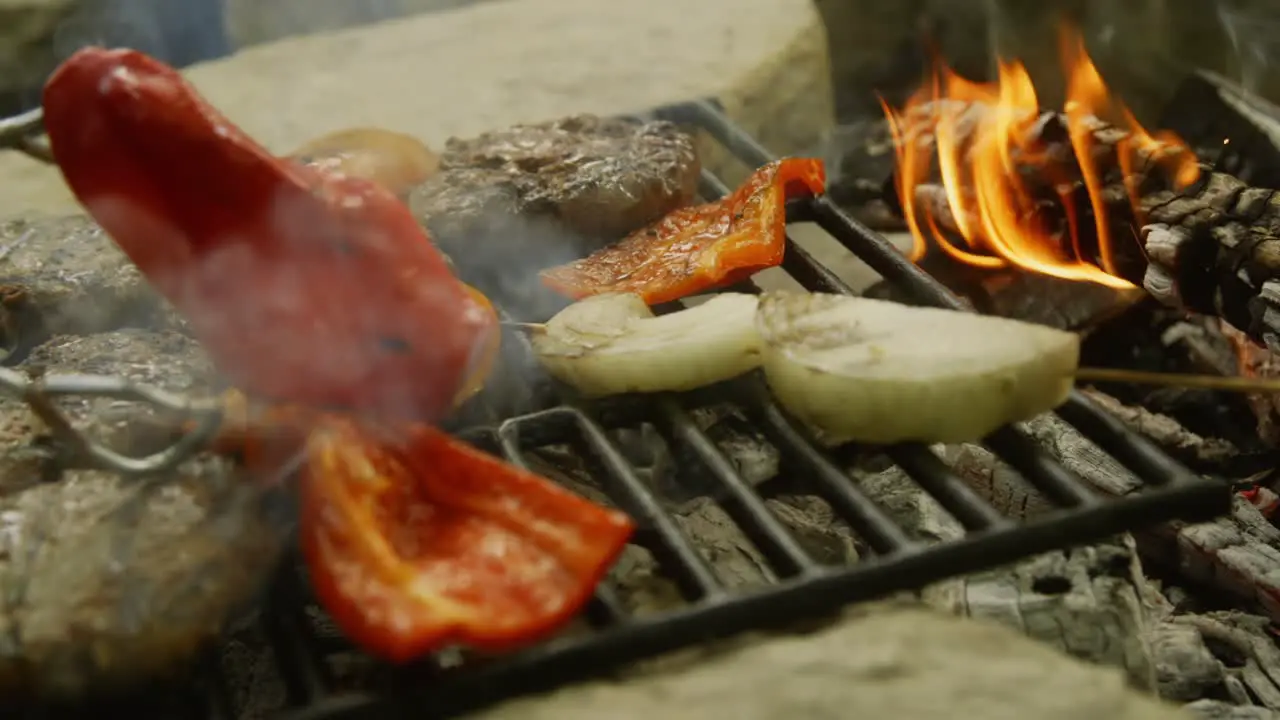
[540,158,827,305]
[42,48,635,662]
[42,47,493,426]
[301,418,633,660]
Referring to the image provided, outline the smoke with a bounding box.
[1216,1,1280,95]
[52,0,231,70]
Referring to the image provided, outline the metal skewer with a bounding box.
[506,321,1280,395]
[1072,367,1280,394]
[0,107,53,165]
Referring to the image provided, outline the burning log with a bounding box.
[1139,180,1280,353]
[872,34,1280,355]
[884,92,1280,356]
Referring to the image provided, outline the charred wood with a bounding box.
[1160,69,1280,190]
[1150,622,1229,702]
[877,98,1280,355]
[1081,389,1241,472]
[1123,494,1280,629]
[1081,312,1277,461]
[927,414,1280,712]
[815,118,907,231]
[923,536,1158,691]
[1183,700,1280,720]
[854,460,1157,687]
[861,252,1145,332]
[1219,321,1280,449]
[942,413,1280,632]
[1164,613,1280,713]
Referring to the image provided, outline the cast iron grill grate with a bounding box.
[66,100,1235,720]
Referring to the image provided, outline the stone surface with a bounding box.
[471,604,1188,720]
[0,0,832,218]
[223,0,494,48]
[0,0,75,96]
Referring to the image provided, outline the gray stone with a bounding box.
[470,604,1189,720]
[223,0,497,49]
[0,0,833,218]
[0,0,75,95]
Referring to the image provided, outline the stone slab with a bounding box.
[472,604,1189,720]
[0,0,75,96]
[0,0,833,218]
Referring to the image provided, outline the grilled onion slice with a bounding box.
[532,292,761,397]
[755,291,1080,445]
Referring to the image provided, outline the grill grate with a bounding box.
[63,100,1234,720]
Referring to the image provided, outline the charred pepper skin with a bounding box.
[540,157,827,305]
[41,47,636,663]
[42,47,492,426]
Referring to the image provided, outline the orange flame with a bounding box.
[883,26,1201,289]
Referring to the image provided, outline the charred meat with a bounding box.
[408,115,700,314]
[0,330,287,701]
[0,218,183,361]
[416,114,700,240]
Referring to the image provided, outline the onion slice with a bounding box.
[532,292,761,397]
[755,291,1080,445]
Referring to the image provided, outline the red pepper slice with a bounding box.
[300,418,634,661]
[41,47,494,426]
[540,158,826,305]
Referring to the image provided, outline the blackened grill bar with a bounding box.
[18,101,1230,720]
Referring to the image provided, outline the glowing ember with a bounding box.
[882,26,1202,289]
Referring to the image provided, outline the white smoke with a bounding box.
[1217,1,1279,95]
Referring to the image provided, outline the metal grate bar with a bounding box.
[584,585,628,627]
[885,445,1013,532]
[1055,393,1190,488]
[247,99,1231,720]
[196,652,236,720]
[983,427,1104,509]
[262,570,332,707]
[744,385,919,555]
[658,398,818,577]
[500,409,725,600]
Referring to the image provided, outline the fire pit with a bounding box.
[0,95,1226,719]
[13,24,1280,713]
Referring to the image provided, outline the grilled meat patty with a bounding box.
[0,330,287,702]
[0,217,185,362]
[408,115,700,315]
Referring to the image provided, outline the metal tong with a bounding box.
[0,107,224,476]
[0,366,226,476]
